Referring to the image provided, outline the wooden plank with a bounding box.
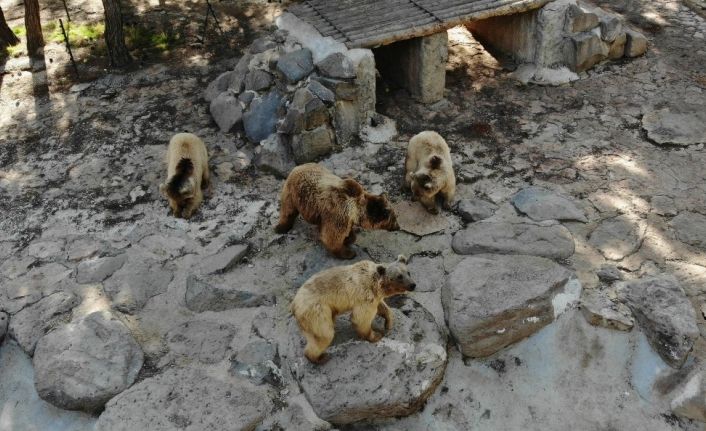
[319,2,421,26]
[331,9,431,33]
[345,15,438,39]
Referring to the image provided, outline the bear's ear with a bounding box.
[429,155,442,170]
[366,196,390,222]
[342,178,364,198]
[397,254,408,264]
[377,265,386,276]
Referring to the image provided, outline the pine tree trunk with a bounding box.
[0,7,20,48]
[24,0,44,57]
[101,0,132,67]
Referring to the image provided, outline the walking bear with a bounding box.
[275,163,399,259]
[291,255,416,363]
[159,133,210,219]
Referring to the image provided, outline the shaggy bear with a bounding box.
[291,255,416,363]
[159,133,210,219]
[275,163,399,259]
[404,130,456,214]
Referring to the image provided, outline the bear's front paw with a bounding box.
[385,317,393,332]
[427,206,439,215]
[334,247,356,259]
[274,224,291,234]
[368,330,383,343]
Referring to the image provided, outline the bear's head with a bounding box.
[377,255,416,296]
[361,192,399,231]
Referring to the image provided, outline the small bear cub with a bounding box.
[291,255,416,364]
[159,133,211,219]
[275,163,399,259]
[404,130,456,214]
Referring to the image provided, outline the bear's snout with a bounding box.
[408,283,416,291]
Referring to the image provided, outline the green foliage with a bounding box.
[125,25,180,53]
[11,25,25,36]
[47,22,105,47]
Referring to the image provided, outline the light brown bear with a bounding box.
[291,255,416,363]
[275,163,399,259]
[159,133,211,219]
[404,130,455,214]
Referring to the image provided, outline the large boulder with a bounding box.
[9,291,79,355]
[243,90,285,143]
[642,106,706,147]
[276,48,314,84]
[291,125,334,164]
[255,133,296,178]
[209,92,243,132]
[33,311,144,412]
[95,367,273,431]
[452,221,575,259]
[442,254,576,358]
[285,297,447,425]
[510,186,587,222]
[617,276,699,368]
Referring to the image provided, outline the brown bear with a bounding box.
[291,255,416,363]
[275,163,399,259]
[159,133,210,219]
[404,130,456,214]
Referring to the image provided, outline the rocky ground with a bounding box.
[1,0,706,430]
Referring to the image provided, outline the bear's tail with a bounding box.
[166,158,194,198]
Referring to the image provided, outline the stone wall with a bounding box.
[467,0,648,84]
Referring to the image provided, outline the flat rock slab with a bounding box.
[588,215,645,261]
[457,198,496,222]
[95,367,273,431]
[671,212,706,250]
[103,256,173,314]
[286,297,447,425]
[198,244,249,274]
[160,319,236,366]
[394,201,450,236]
[452,221,574,259]
[580,288,634,331]
[442,254,573,358]
[618,276,699,368]
[670,371,706,422]
[642,105,706,146]
[2,263,74,314]
[9,291,79,355]
[511,186,587,222]
[33,311,144,412]
[185,275,275,312]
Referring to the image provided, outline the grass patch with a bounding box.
[46,22,105,47]
[11,25,26,37]
[125,25,181,53]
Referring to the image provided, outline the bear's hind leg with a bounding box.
[440,183,455,210]
[275,195,299,234]
[352,306,381,342]
[321,223,355,259]
[301,315,335,364]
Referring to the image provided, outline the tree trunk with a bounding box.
[101,0,132,67]
[0,7,20,48]
[24,0,44,57]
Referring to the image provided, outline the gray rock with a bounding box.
[204,70,235,102]
[273,29,288,43]
[277,48,314,84]
[210,92,243,133]
[162,320,236,365]
[28,240,63,259]
[452,221,575,259]
[394,201,450,236]
[244,69,273,92]
[0,311,7,341]
[625,29,648,57]
[306,80,335,105]
[408,255,445,292]
[9,292,79,355]
[185,275,275,312]
[580,288,634,331]
[33,311,144,412]
[66,237,105,262]
[76,254,127,284]
[672,212,706,249]
[230,53,254,93]
[457,198,497,222]
[313,76,357,100]
[255,133,296,178]
[642,106,706,146]
[568,31,609,72]
[670,371,706,422]
[511,186,587,222]
[332,100,359,147]
[617,276,699,368]
[250,37,277,54]
[565,4,599,33]
[2,263,74,314]
[291,125,334,164]
[243,90,284,143]
[599,14,623,42]
[95,367,273,431]
[588,216,644,261]
[103,256,173,315]
[230,339,280,386]
[256,395,332,431]
[316,52,355,79]
[286,297,446,425]
[597,264,624,282]
[199,244,249,274]
[291,87,329,130]
[239,90,256,106]
[608,32,627,59]
[443,254,574,357]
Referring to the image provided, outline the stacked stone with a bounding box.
[205,30,375,177]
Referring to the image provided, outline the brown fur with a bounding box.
[404,131,456,214]
[275,163,399,259]
[159,133,210,219]
[291,255,416,363]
